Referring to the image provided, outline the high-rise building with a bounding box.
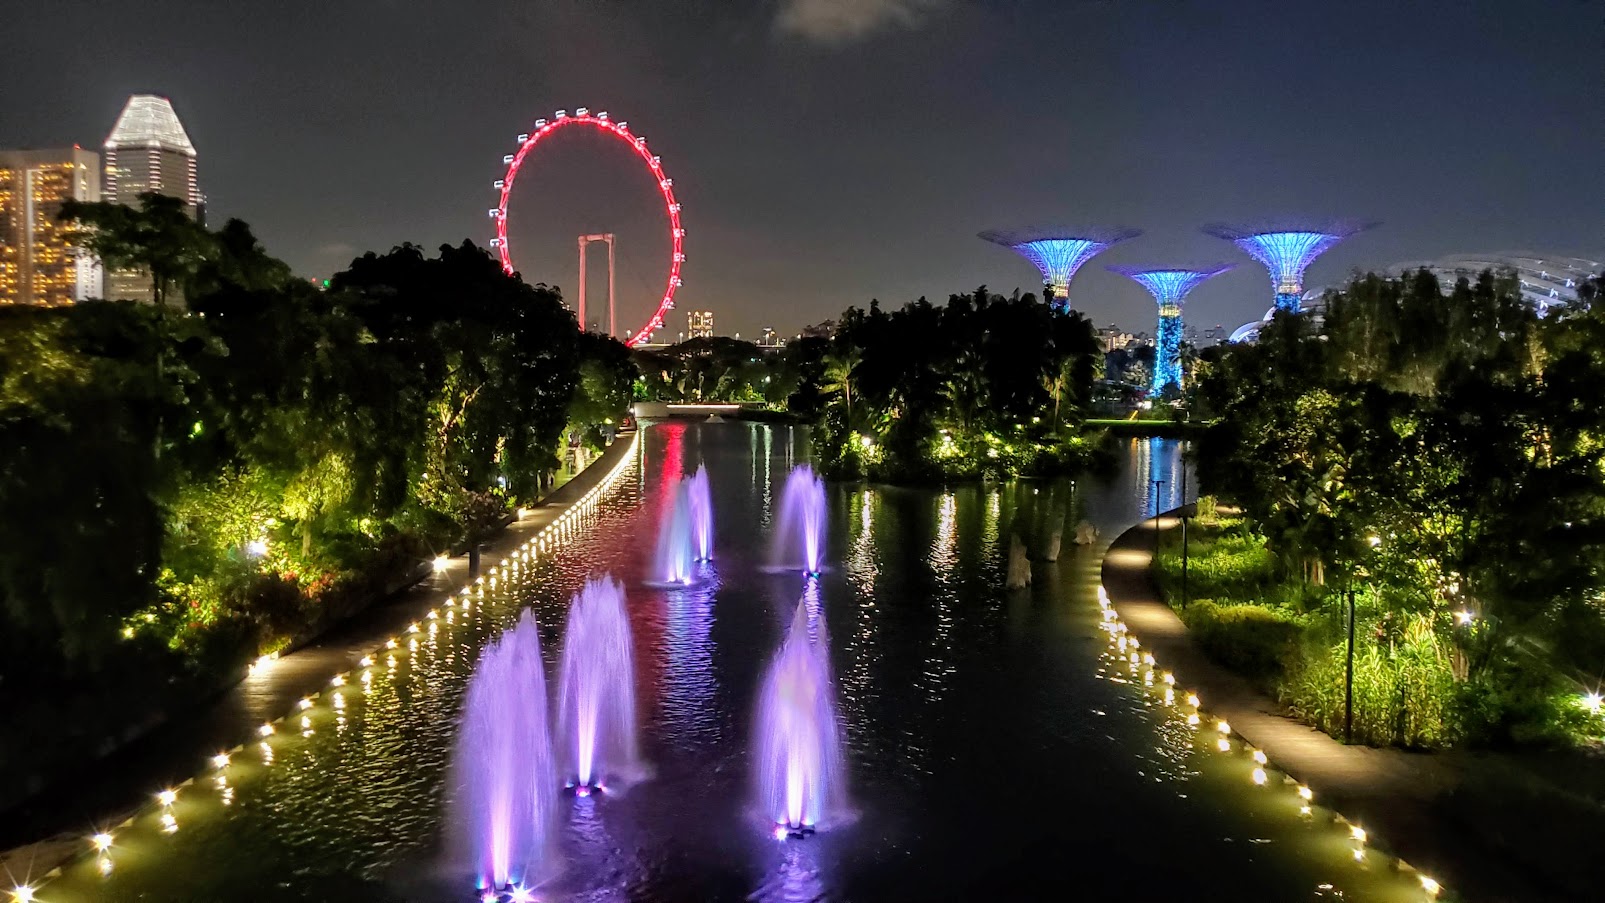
[0,147,102,306]
[103,94,199,303]
[687,309,714,339]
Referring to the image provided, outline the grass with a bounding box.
[1152,511,1462,749]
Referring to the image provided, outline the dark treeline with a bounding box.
[0,195,632,779]
[808,287,1105,481]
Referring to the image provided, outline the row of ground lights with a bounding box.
[11,432,642,903]
[1094,585,1446,901]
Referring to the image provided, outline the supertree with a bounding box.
[1203,220,1376,314]
[1108,264,1235,397]
[979,227,1142,313]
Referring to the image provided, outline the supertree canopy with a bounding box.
[1108,264,1235,397]
[979,227,1142,313]
[1203,220,1376,314]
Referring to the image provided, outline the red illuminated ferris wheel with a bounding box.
[489,107,684,347]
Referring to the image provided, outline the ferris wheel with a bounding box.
[489,107,684,346]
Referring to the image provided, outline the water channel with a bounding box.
[41,422,1431,901]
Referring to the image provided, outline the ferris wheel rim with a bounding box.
[494,108,684,347]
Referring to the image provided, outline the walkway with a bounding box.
[0,431,639,886]
[1101,508,1601,903]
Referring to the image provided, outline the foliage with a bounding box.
[0,208,633,730]
[1187,267,1605,748]
[1283,622,1458,749]
[1180,601,1302,684]
[632,336,777,404]
[808,287,1103,482]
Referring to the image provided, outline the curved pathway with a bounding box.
[1101,506,1599,903]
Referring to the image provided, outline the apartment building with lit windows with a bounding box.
[687,310,714,338]
[0,147,102,306]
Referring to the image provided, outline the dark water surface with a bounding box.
[42,423,1431,901]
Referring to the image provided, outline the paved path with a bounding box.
[1101,508,1600,903]
[0,431,639,884]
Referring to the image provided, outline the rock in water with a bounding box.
[1073,520,1099,545]
[1006,534,1032,589]
[1044,528,1062,563]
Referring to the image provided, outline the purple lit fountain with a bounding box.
[556,575,640,795]
[754,592,847,837]
[652,480,696,586]
[687,464,714,561]
[449,610,557,895]
[771,466,826,574]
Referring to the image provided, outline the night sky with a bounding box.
[4,0,1600,339]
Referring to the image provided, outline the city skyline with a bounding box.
[0,1,1598,336]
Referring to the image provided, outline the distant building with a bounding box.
[1229,251,1605,344]
[687,309,714,339]
[1096,324,1138,353]
[1389,251,1601,316]
[1227,289,1329,344]
[0,147,102,306]
[103,95,199,303]
[758,327,780,347]
[799,319,836,340]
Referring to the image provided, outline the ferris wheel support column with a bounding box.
[577,235,587,331]
[578,233,615,335]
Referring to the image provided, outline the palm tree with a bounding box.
[821,348,862,430]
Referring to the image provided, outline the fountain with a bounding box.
[771,465,826,574]
[449,611,557,894]
[652,479,696,586]
[556,575,640,794]
[687,464,714,561]
[754,588,847,836]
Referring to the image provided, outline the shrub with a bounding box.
[1450,663,1591,748]
[1282,618,1458,748]
[1156,520,1282,606]
[1181,600,1302,684]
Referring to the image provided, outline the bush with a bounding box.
[1282,619,1458,748]
[1450,663,1595,748]
[1156,518,1284,607]
[1181,600,1302,684]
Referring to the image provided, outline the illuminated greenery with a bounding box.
[805,287,1105,482]
[1184,268,1605,747]
[0,204,632,787]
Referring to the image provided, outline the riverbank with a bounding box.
[0,430,641,886]
[1100,507,1603,902]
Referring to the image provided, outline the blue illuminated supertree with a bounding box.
[979,227,1142,312]
[1204,220,1376,314]
[1108,264,1235,397]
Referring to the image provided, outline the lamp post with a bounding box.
[1345,584,1355,743]
[1180,463,1189,610]
[1152,479,1166,556]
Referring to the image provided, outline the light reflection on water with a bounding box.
[41,429,1434,902]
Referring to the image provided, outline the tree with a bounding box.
[60,192,212,310]
[820,347,862,430]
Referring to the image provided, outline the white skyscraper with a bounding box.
[102,94,199,303]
